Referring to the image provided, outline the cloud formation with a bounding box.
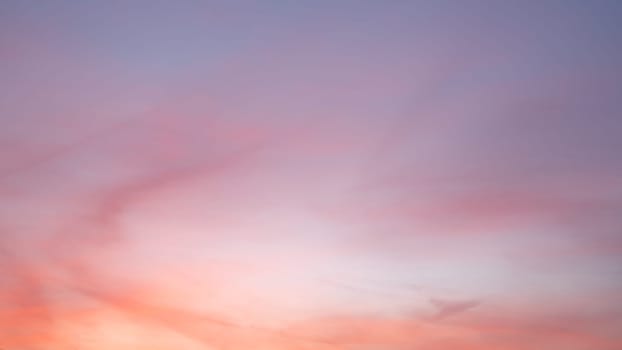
[1,1,621,349]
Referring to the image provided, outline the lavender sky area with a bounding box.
[1,1,622,349]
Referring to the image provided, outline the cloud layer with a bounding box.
[1,1,621,349]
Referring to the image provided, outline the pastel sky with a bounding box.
[1,1,622,349]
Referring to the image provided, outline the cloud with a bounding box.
[428,298,481,321]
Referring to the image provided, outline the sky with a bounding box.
[1,1,622,349]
